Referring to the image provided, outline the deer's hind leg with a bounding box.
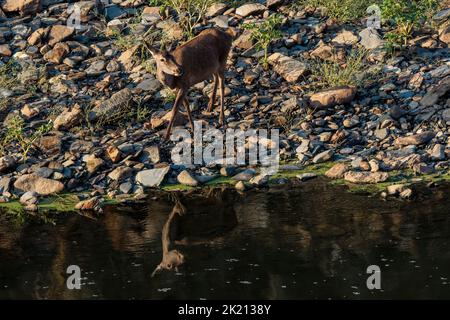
[183,98,194,131]
[218,71,225,127]
[207,73,218,112]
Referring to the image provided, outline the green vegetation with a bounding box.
[0,60,20,90]
[162,0,215,39]
[0,115,52,161]
[243,14,283,69]
[296,0,382,22]
[381,0,440,53]
[310,49,367,89]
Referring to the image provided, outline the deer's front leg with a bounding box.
[165,89,185,140]
[207,74,218,112]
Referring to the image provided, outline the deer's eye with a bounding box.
[160,58,166,62]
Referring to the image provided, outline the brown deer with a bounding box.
[145,28,233,139]
[151,200,187,277]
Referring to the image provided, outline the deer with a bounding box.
[145,28,234,140]
[151,199,187,277]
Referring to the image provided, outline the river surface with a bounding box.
[1,179,450,299]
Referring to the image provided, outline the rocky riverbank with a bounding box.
[1,0,449,213]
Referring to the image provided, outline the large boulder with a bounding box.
[235,3,266,17]
[344,171,389,184]
[135,166,170,187]
[14,174,64,195]
[1,0,40,15]
[309,86,356,108]
[267,53,309,83]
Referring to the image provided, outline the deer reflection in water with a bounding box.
[151,189,237,277]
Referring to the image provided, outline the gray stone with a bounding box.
[0,155,16,173]
[296,172,317,181]
[232,169,256,181]
[395,131,435,146]
[359,28,383,49]
[268,53,309,83]
[312,150,334,164]
[135,166,170,187]
[108,166,133,181]
[20,191,38,205]
[235,3,266,17]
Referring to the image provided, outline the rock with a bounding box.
[84,154,104,174]
[53,105,82,130]
[0,155,16,173]
[220,166,236,176]
[413,162,435,175]
[394,132,435,146]
[118,45,139,71]
[34,167,53,178]
[85,60,105,76]
[235,3,266,17]
[267,53,309,83]
[433,8,450,22]
[1,0,39,15]
[0,44,12,56]
[0,177,11,194]
[92,88,132,119]
[150,108,186,129]
[420,76,450,107]
[140,146,160,163]
[429,144,445,161]
[207,2,227,17]
[119,181,133,194]
[14,174,64,195]
[325,163,349,179]
[177,170,199,186]
[75,197,102,211]
[332,30,359,45]
[439,24,450,45]
[20,191,38,206]
[387,184,406,195]
[249,174,269,186]
[266,0,284,9]
[211,15,228,28]
[48,25,75,46]
[235,180,246,191]
[136,76,162,92]
[400,188,413,199]
[296,172,317,181]
[359,28,383,49]
[309,86,356,108]
[106,146,121,163]
[344,171,389,184]
[233,30,253,49]
[232,169,256,181]
[28,27,49,46]
[43,42,69,63]
[38,134,62,155]
[135,166,170,187]
[312,150,334,163]
[443,108,450,122]
[108,166,133,181]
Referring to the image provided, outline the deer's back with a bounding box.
[172,29,232,88]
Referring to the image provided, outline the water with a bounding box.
[1,179,450,299]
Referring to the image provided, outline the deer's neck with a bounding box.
[157,69,176,89]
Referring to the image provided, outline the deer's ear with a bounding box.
[147,45,160,58]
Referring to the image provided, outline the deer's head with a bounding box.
[151,249,185,277]
[148,46,183,77]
